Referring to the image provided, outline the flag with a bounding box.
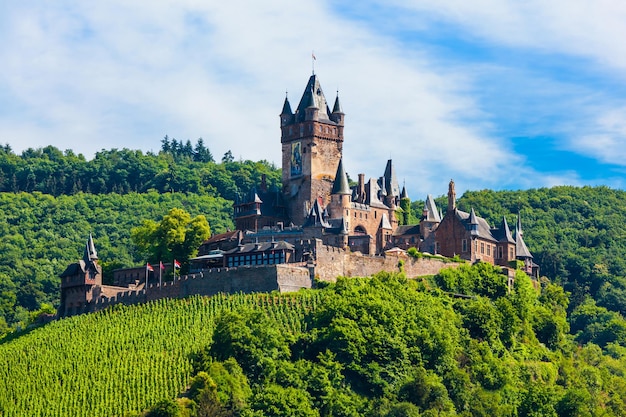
[159,261,166,270]
[174,259,181,269]
[146,263,154,272]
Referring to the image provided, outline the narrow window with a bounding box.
[462,239,468,252]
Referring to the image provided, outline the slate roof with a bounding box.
[294,75,333,123]
[224,241,295,255]
[393,225,421,236]
[423,195,441,222]
[331,159,351,195]
[455,209,498,242]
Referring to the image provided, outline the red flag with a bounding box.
[146,263,154,272]
[159,261,165,270]
[174,259,181,269]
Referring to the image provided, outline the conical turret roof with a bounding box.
[281,96,292,115]
[500,216,515,243]
[332,93,343,113]
[331,159,351,195]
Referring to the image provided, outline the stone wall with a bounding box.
[77,264,313,315]
[313,239,460,281]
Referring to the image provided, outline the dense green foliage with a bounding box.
[3,268,626,416]
[132,207,211,273]
[0,140,281,199]
[457,186,626,316]
[0,191,232,332]
[0,291,321,417]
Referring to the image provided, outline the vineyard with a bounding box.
[0,291,322,417]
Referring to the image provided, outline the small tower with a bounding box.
[329,158,352,219]
[59,234,103,317]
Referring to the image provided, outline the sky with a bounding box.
[1,1,626,199]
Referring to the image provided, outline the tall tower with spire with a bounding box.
[280,74,345,225]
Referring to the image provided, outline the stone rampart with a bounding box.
[85,264,313,315]
[313,239,460,281]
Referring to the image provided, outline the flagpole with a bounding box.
[145,263,149,293]
[159,262,162,287]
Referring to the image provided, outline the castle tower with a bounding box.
[281,74,344,225]
[59,234,103,316]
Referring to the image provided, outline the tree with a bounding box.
[222,150,234,163]
[194,138,214,163]
[131,207,211,270]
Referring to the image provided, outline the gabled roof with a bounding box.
[294,74,333,123]
[380,213,393,229]
[331,159,351,195]
[423,194,441,222]
[202,230,242,245]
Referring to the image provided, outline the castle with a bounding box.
[59,71,537,317]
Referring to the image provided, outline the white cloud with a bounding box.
[1,0,621,199]
[570,107,626,165]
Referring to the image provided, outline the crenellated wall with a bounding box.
[70,264,313,316]
[65,242,458,317]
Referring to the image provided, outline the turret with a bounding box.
[469,208,479,236]
[280,95,293,126]
[330,159,351,215]
[330,92,344,126]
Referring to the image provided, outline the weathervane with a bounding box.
[312,51,316,75]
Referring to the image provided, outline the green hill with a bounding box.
[2,268,626,416]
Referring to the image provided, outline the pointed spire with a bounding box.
[515,212,532,259]
[331,159,351,195]
[383,159,400,198]
[401,185,408,200]
[500,216,515,243]
[306,85,317,109]
[83,233,98,262]
[281,94,292,115]
[469,208,479,236]
[332,92,343,114]
[469,208,479,225]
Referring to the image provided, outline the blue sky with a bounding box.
[1,1,625,199]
